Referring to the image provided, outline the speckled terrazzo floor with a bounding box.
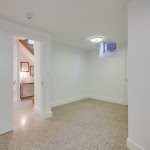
[0,99,129,150]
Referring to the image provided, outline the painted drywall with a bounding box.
[51,41,87,107]
[0,31,13,135]
[87,48,126,105]
[128,0,150,150]
[51,40,127,106]
[19,42,34,83]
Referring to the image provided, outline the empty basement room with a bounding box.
[0,0,150,150]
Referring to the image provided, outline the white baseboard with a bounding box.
[52,96,87,107]
[127,138,144,150]
[34,106,41,114]
[17,98,21,102]
[88,96,125,105]
[0,128,12,135]
[52,95,125,107]
[42,111,52,119]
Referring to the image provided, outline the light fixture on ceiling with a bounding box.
[90,37,103,43]
[28,40,34,45]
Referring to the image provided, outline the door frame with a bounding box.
[0,19,52,120]
[125,50,128,105]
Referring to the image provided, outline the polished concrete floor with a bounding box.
[0,99,128,150]
[13,99,39,130]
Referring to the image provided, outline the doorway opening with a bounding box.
[13,36,42,129]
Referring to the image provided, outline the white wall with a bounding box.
[51,41,127,106]
[87,48,126,105]
[128,1,150,150]
[51,41,87,107]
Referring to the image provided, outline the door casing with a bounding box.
[0,19,52,135]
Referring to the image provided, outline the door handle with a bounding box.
[13,81,17,85]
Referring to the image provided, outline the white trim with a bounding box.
[127,138,144,150]
[17,98,21,102]
[88,96,125,105]
[34,106,41,114]
[0,128,13,136]
[52,96,87,107]
[42,111,52,119]
[52,96,125,107]
[124,50,128,105]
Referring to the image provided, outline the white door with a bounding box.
[0,31,13,135]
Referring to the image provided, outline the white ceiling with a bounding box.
[0,0,130,50]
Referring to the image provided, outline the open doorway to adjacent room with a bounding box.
[13,36,42,129]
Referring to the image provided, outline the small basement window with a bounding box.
[99,41,117,58]
[104,41,116,53]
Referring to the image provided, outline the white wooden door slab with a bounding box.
[0,31,13,135]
